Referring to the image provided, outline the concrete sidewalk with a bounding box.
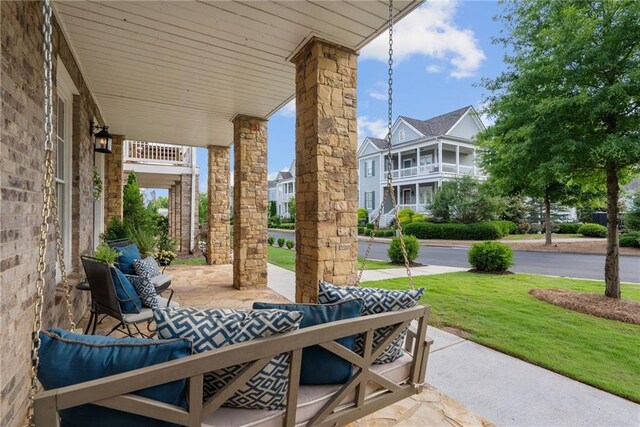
[267,264,640,427]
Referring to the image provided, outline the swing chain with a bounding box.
[357,0,413,289]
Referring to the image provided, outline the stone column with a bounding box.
[207,146,231,265]
[180,174,193,254]
[291,38,358,303]
[104,134,124,224]
[233,115,268,289]
[175,181,183,252]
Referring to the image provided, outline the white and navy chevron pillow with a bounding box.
[125,274,159,308]
[133,257,161,279]
[154,307,303,410]
[318,281,425,364]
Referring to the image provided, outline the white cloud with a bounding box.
[368,91,387,101]
[358,116,388,141]
[360,0,486,79]
[276,99,295,117]
[426,64,442,73]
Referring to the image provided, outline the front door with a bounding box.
[403,188,412,204]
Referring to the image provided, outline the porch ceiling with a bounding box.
[54,1,421,148]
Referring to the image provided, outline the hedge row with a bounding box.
[557,222,583,234]
[270,223,295,230]
[404,221,506,240]
[364,229,395,237]
[620,232,640,248]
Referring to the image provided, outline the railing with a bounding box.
[34,307,431,427]
[124,140,192,166]
[397,204,430,213]
[386,163,478,179]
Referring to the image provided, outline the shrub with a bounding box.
[430,176,506,223]
[366,222,375,230]
[357,208,369,225]
[490,220,517,236]
[93,242,122,265]
[411,213,427,223]
[268,236,275,246]
[372,229,395,237]
[578,223,607,238]
[468,241,514,272]
[388,236,419,264]
[527,224,544,234]
[624,190,640,231]
[397,208,416,225]
[129,227,157,256]
[619,232,640,248]
[101,217,129,242]
[404,222,504,240]
[277,238,285,248]
[286,240,294,249]
[364,229,372,236]
[516,222,530,234]
[268,216,281,227]
[557,222,583,234]
[357,226,365,235]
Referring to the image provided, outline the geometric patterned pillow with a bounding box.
[318,281,425,364]
[133,257,161,279]
[153,307,303,410]
[125,274,159,308]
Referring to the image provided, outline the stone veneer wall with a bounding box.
[233,116,268,289]
[0,3,102,426]
[207,146,231,264]
[104,135,124,223]
[292,38,359,303]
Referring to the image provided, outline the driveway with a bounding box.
[268,230,640,283]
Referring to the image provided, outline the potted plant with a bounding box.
[155,231,178,266]
[94,242,122,266]
[130,227,157,258]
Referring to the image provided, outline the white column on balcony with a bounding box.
[398,151,402,175]
[415,183,419,210]
[416,148,420,175]
[456,145,460,174]
[438,140,443,173]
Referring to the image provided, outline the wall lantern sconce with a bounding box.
[91,121,113,154]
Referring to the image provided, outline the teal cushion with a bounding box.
[252,299,363,385]
[110,267,142,313]
[37,329,192,427]
[117,243,141,275]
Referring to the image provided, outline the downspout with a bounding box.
[190,148,196,253]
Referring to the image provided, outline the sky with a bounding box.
[184,0,508,194]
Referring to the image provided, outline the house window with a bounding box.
[55,92,72,277]
[399,129,406,142]
[364,160,375,177]
[364,191,375,210]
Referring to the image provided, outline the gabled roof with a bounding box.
[278,171,293,180]
[368,137,389,150]
[399,105,472,138]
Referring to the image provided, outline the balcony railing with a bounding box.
[124,140,192,166]
[385,163,477,179]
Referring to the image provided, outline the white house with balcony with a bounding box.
[123,140,199,253]
[358,106,486,222]
[268,160,296,219]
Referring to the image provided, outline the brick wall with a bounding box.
[1,3,102,426]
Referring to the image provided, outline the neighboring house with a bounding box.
[268,160,296,219]
[358,106,486,222]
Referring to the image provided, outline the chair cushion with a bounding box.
[151,274,172,289]
[318,281,425,364]
[110,267,142,314]
[154,307,303,410]
[122,298,177,324]
[37,328,192,427]
[133,256,162,278]
[116,243,141,275]
[252,299,363,385]
[126,274,159,308]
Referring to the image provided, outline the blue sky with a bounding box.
[188,0,506,193]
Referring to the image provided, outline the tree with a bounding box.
[146,196,168,215]
[269,200,277,218]
[481,1,640,298]
[288,197,296,221]
[429,176,506,224]
[624,190,640,231]
[198,192,208,228]
[123,172,149,231]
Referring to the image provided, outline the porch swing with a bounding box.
[30,1,431,426]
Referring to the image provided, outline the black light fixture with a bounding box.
[91,121,113,154]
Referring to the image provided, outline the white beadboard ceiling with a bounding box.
[54,0,421,148]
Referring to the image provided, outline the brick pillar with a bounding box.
[104,135,124,224]
[292,38,358,303]
[207,146,231,264]
[180,174,193,254]
[168,185,175,238]
[233,115,268,289]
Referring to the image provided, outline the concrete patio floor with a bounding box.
[80,263,492,427]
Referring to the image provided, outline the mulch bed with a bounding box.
[529,288,640,325]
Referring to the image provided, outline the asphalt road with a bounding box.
[268,230,640,283]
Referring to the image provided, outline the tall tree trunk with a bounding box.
[605,161,620,299]
[544,193,552,246]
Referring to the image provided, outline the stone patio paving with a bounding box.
[79,264,493,427]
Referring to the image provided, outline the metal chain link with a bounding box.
[357,0,414,289]
[29,1,76,424]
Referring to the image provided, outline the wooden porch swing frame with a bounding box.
[34,306,431,427]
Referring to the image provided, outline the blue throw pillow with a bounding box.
[253,299,363,385]
[37,329,192,427]
[110,267,142,314]
[117,243,141,275]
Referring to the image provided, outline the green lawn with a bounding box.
[502,233,584,240]
[368,272,640,402]
[171,257,206,266]
[267,246,394,271]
